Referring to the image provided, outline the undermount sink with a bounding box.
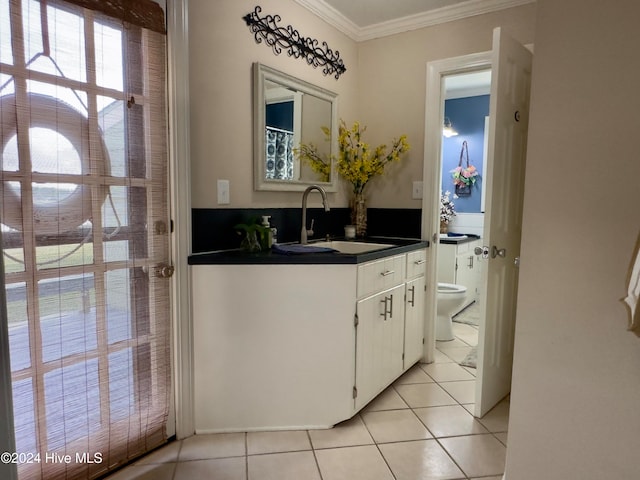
[309,241,395,254]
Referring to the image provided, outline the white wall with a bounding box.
[506,0,640,478]
[188,0,536,209]
[188,0,358,208]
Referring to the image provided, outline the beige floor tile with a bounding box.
[315,445,394,480]
[495,432,508,446]
[421,362,476,382]
[438,346,474,363]
[361,409,432,443]
[379,439,465,480]
[134,441,181,465]
[395,382,457,408]
[248,451,321,480]
[363,386,409,412]
[432,350,455,364]
[178,433,245,461]
[437,338,469,349]
[247,430,311,455]
[308,415,373,449]
[439,380,476,404]
[462,366,477,377]
[477,398,510,433]
[439,434,506,478]
[394,364,435,384]
[105,463,176,480]
[174,457,246,480]
[451,323,479,346]
[413,405,488,438]
[462,403,475,415]
[470,477,503,480]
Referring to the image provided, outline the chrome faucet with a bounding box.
[301,185,330,244]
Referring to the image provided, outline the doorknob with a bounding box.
[492,246,507,258]
[475,246,490,258]
[153,264,175,278]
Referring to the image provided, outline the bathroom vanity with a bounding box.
[189,238,428,432]
[437,235,482,310]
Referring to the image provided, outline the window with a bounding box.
[0,1,170,478]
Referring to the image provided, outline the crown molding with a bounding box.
[293,0,362,40]
[294,0,536,42]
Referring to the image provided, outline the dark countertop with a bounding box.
[439,234,481,245]
[188,237,429,265]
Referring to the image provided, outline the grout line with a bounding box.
[244,432,249,480]
[357,412,399,480]
[170,440,184,480]
[306,430,325,480]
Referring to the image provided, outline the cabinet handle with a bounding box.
[380,297,388,320]
[379,295,393,320]
[413,259,425,266]
[380,270,395,277]
[408,286,415,307]
[468,256,474,268]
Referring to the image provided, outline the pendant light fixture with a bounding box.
[443,117,459,138]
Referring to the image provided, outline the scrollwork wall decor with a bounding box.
[243,6,347,80]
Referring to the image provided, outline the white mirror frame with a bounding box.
[253,62,338,192]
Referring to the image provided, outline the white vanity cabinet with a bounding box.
[437,239,482,310]
[403,249,427,367]
[354,254,406,411]
[191,245,428,433]
[352,249,427,412]
[354,283,405,411]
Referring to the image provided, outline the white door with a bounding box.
[474,28,532,417]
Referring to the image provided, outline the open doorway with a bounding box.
[421,29,533,418]
[435,68,491,384]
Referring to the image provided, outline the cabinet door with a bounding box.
[436,244,456,284]
[404,276,425,368]
[354,284,405,411]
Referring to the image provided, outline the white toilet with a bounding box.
[436,283,467,341]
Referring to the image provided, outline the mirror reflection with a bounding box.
[254,63,338,191]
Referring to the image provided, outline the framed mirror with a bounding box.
[253,63,338,191]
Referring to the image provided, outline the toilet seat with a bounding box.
[438,282,466,294]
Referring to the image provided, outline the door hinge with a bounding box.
[354,313,359,327]
[402,353,405,360]
[422,337,425,344]
[170,219,174,233]
[352,386,358,399]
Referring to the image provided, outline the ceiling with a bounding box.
[294,0,534,41]
[323,0,468,27]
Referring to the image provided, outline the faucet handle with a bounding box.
[307,218,315,237]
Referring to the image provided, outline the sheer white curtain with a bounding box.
[0,0,171,478]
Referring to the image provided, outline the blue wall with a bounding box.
[266,101,294,131]
[441,95,489,213]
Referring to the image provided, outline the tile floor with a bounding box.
[105,308,509,480]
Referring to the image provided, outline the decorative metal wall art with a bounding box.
[243,6,347,80]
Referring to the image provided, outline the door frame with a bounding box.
[167,0,195,439]
[421,51,492,364]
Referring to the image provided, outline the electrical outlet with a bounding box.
[412,181,423,200]
[217,179,230,204]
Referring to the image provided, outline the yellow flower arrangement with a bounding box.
[296,120,410,194]
[294,126,332,183]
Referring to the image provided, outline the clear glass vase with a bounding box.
[350,193,367,237]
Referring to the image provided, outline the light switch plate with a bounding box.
[412,181,423,199]
[217,179,230,204]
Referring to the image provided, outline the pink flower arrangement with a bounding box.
[451,164,478,187]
